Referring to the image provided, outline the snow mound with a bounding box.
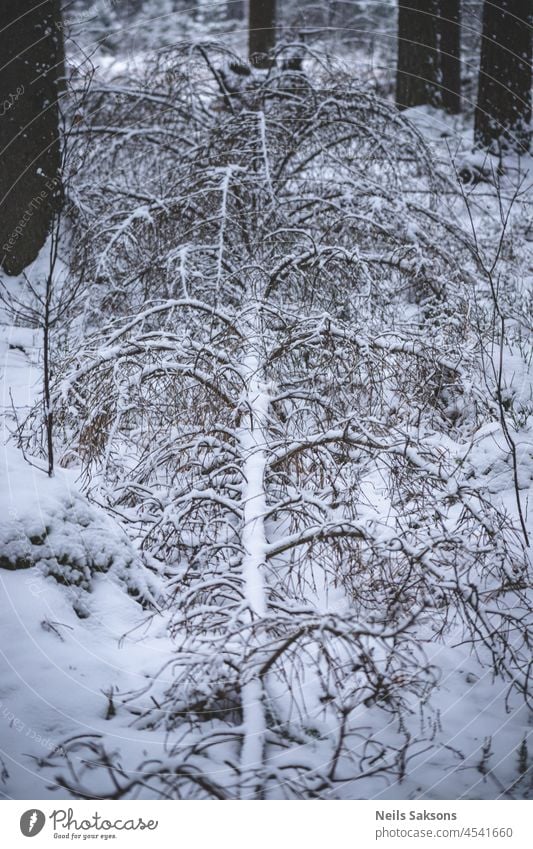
[0,447,159,615]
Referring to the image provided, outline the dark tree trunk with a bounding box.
[474,0,532,154]
[249,0,277,68]
[438,0,461,113]
[0,0,64,276]
[227,0,245,20]
[396,0,440,110]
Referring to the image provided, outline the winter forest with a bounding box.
[0,0,531,802]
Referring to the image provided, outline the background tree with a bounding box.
[0,0,64,276]
[396,0,440,109]
[249,0,277,68]
[227,0,245,20]
[438,0,461,113]
[474,0,532,153]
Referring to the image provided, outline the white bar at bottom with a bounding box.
[2,799,530,848]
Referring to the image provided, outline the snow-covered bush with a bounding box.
[37,46,530,799]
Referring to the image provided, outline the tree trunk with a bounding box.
[474,0,532,153]
[438,0,461,113]
[227,0,245,20]
[396,0,440,109]
[238,317,269,799]
[249,0,277,68]
[0,0,64,276]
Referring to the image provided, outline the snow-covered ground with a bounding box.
[0,419,530,799]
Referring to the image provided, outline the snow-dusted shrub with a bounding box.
[41,46,530,799]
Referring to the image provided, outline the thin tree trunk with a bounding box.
[238,315,269,799]
[438,0,461,113]
[249,0,277,69]
[0,0,64,275]
[396,0,441,110]
[474,0,532,153]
